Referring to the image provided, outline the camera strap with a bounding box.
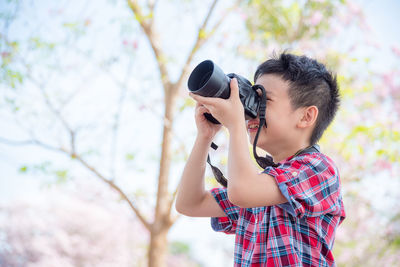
[206,142,228,187]
[250,84,279,169]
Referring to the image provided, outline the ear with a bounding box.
[297,106,318,128]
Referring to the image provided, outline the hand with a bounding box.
[194,102,222,141]
[189,78,245,131]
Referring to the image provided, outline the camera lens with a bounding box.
[198,70,213,89]
[188,60,230,99]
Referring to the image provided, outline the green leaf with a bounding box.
[62,22,79,30]
[55,170,68,183]
[126,153,135,160]
[19,166,28,173]
[198,29,207,39]
[178,97,195,112]
[169,241,191,255]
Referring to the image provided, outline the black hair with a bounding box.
[254,52,340,145]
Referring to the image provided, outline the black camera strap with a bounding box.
[206,142,228,187]
[250,84,279,169]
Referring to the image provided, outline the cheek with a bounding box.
[265,107,294,132]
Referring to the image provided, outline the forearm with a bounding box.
[175,136,212,212]
[227,123,259,195]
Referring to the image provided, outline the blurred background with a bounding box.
[0,0,399,266]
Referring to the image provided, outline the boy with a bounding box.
[175,53,346,266]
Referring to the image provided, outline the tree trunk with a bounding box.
[147,87,177,267]
[147,221,170,267]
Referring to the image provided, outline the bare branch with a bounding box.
[127,0,151,28]
[167,186,179,219]
[110,57,134,181]
[27,75,77,154]
[68,150,152,231]
[127,0,171,90]
[173,0,240,94]
[5,59,153,230]
[173,0,219,92]
[0,137,62,152]
[169,214,181,226]
[0,136,152,231]
[167,142,189,216]
[147,0,158,14]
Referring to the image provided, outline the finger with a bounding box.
[202,104,212,112]
[230,78,240,99]
[195,102,208,112]
[198,105,210,114]
[189,92,219,106]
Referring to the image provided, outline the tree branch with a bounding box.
[0,137,61,152]
[127,0,171,90]
[27,74,77,154]
[147,0,158,15]
[166,142,189,216]
[12,65,153,231]
[110,56,133,181]
[173,0,239,94]
[0,136,152,231]
[67,149,152,231]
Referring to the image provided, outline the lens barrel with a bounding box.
[187,60,231,99]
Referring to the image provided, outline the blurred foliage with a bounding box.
[169,241,191,255]
[244,0,341,45]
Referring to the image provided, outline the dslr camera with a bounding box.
[187,60,264,124]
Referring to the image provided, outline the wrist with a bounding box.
[195,134,213,145]
[227,118,246,133]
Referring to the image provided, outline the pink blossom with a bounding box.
[309,11,323,26]
[375,159,392,170]
[365,38,381,49]
[391,46,400,57]
[133,40,138,49]
[1,52,10,58]
[347,1,361,15]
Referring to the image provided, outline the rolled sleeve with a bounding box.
[263,154,342,219]
[210,187,240,234]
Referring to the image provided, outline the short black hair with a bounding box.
[254,52,340,145]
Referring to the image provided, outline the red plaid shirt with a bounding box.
[210,148,345,266]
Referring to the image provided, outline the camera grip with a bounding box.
[204,112,221,124]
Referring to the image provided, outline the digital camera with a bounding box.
[187,60,262,124]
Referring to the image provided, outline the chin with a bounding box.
[250,137,271,152]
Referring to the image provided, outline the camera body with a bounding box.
[187,60,261,124]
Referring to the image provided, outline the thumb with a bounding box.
[230,78,240,99]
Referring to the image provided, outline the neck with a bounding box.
[269,141,311,163]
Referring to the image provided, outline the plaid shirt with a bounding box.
[210,148,345,266]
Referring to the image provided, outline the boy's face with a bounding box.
[247,74,301,154]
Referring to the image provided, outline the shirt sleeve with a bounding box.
[263,153,342,219]
[209,187,240,234]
